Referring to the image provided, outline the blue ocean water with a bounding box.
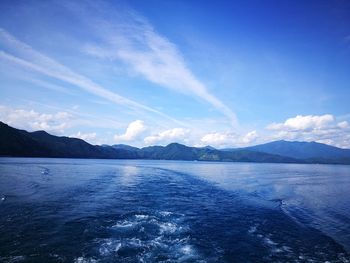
[0,158,349,262]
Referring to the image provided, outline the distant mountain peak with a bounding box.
[203,145,216,150]
[111,144,140,151]
[244,139,350,160]
[166,142,187,147]
[30,130,50,136]
[1,121,349,164]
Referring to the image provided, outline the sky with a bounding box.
[0,0,350,148]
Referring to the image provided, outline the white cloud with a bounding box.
[267,114,335,131]
[0,105,71,133]
[338,121,349,129]
[200,130,258,148]
[144,128,189,145]
[201,132,236,148]
[0,28,183,126]
[79,5,237,125]
[70,131,97,143]
[266,114,350,148]
[242,130,258,144]
[114,120,146,142]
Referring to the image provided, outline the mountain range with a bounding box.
[1,121,350,164]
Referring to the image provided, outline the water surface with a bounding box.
[0,158,349,262]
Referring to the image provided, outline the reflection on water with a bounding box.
[119,166,139,187]
[0,158,349,262]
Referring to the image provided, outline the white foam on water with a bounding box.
[40,167,50,175]
[159,211,173,216]
[177,244,200,262]
[159,222,179,234]
[263,237,278,246]
[0,255,26,262]
[149,218,159,224]
[111,220,138,229]
[250,229,347,262]
[248,225,257,234]
[49,253,66,261]
[248,225,299,259]
[95,234,204,262]
[74,257,98,263]
[79,209,214,262]
[181,244,193,254]
[114,242,122,252]
[98,238,122,256]
[271,247,284,253]
[261,235,292,256]
[97,211,208,262]
[149,236,169,248]
[135,214,149,220]
[127,237,143,247]
[281,245,292,252]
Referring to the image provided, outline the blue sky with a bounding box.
[0,0,350,148]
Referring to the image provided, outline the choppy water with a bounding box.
[0,158,350,262]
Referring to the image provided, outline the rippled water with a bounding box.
[0,158,350,262]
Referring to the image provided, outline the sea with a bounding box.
[0,158,350,262]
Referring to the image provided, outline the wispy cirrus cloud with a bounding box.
[0,28,183,126]
[75,2,237,125]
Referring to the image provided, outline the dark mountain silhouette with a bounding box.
[138,143,299,163]
[0,121,112,158]
[111,144,140,151]
[238,140,350,163]
[1,121,349,164]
